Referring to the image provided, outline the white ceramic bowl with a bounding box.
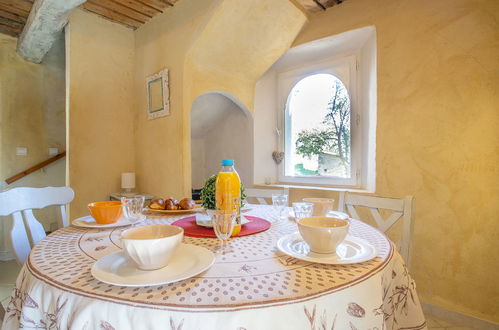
[297,217,349,254]
[121,224,184,270]
[302,198,335,216]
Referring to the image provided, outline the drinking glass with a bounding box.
[292,202,314,221]
[272,194,288,220]
[211,211,236,254]
[121,195,145,224]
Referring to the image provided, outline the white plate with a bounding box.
[196,214,251,228]
[72,215,146,228]
[91,243,215,287]
[277,232,376,265]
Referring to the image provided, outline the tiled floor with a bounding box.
[0,260,21,310]
[0,260,479,329]
[426,315,476,330]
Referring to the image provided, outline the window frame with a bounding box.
[277,54,361,187]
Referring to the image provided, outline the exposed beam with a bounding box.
[137,0,170,11]
[0,0,33,13]
[112,0,160,17]
[87,0,150,23]
[81,2,142,29]
[0,3,30,18]
[0,8,28,24]
[17,0,85,63]
[312,0,326,11]
[0,22,19,36]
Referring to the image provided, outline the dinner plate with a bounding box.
[195,214,251,228]
[145,204,204,214]
[277,232,376,265]
[72,215,146,228]
[91,243,215,287]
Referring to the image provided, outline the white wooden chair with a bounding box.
[338,192,414,266]
[0,186,74,264]
[245,188,290,205]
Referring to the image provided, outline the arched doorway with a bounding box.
[190,91,254,191]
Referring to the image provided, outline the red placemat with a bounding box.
[171,215,271,238]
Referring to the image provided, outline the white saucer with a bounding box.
[196,214,251,228]
[277,232,376,265]
[91,243,215,287]
[72,215,146,228]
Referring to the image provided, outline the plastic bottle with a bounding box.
[215,159,241,236]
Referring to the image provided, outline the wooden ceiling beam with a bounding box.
[0,24,18,37]
[317,0,341,8]
[80,0,180,30]
[0,16,23,30]
[87,0,150,23]
[0,8,27,23]
[0,3,30,17]
[136,0,170,12]
[0,21,20,33]
[112,0,160,17]
[82,2,142,29]
[0,0,33,13]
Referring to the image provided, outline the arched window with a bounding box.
[285,73,351,179]
[254,26,376,190]
[277,54,362,187]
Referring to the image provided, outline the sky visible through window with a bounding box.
[286,73,351,178]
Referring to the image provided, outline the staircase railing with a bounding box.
[4,151,66,185]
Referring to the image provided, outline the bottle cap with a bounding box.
[221,159,234,166]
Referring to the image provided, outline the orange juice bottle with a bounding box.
[215,159,241,236]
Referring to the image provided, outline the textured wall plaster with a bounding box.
[66,10,135,218]
[291,0,499,322]
[0,33,66,257]
[133,0,306,198]
[182,0,307,195]
[133,0,219,200]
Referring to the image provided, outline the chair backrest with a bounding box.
[338,192,414,266]
[245,188,290,205]
[0,186,74,264]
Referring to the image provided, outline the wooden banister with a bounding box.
[5,151,66,185]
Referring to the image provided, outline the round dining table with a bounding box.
[2,205,426,330]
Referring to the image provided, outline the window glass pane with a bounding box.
[285,74,351,178]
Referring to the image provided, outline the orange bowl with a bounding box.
[88,201,122,224]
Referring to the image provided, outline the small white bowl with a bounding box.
[121,224,183,270]
[297,217,349,254]
[302,198,335,216]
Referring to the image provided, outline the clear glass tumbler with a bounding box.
[211,211,236,254]
[121,195,145,224]
[272,194,289,220]
[292,202,314,221]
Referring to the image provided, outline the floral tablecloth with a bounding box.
[2,205,426,330]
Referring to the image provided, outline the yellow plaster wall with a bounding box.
[66,9,135,218]
[134,0,306,198]
[185,0,307,111]
[292,0,499,322]
[0,34,66,231]
[134,0,219,200]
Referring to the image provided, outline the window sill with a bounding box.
[253,183,374,193]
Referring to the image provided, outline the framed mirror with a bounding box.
[146,69,170,120]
